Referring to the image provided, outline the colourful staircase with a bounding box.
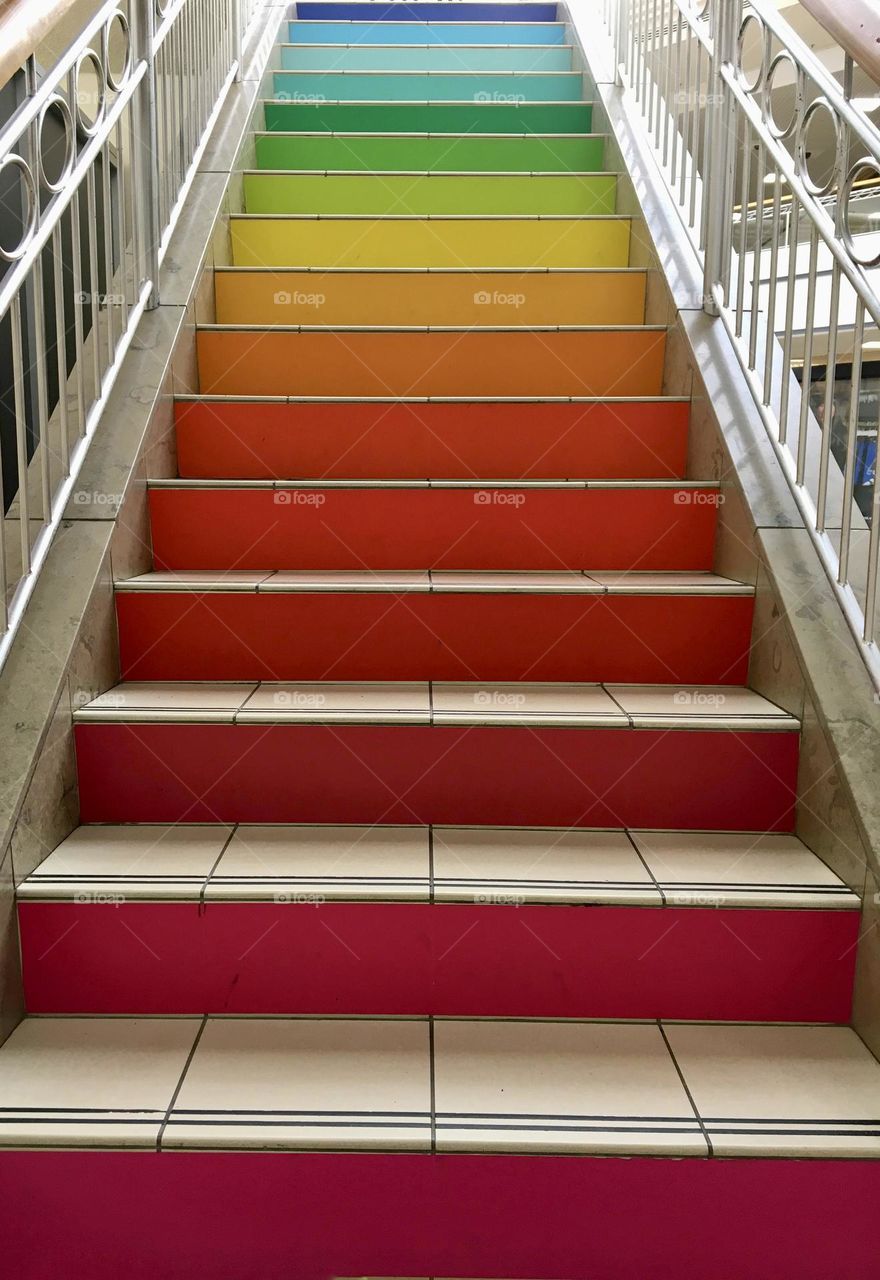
[4,4,880,1277]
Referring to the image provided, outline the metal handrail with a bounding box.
[0,0,261,667]
[597,0,880,688]
[0,0,88,92]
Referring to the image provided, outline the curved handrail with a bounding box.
[798,0,880,84]
[0,0,89,91]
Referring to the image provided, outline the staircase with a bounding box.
[4,3,880,1277]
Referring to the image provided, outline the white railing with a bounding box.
[598,0,880,687]
[0,0,260,665]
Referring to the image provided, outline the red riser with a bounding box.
[74,724,798,830]
[3,1150,880,1279]
[174,399,690,480]
[149,487,719,571]
[19,900,856,1021]
[116,592,754,684]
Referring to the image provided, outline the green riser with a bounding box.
[254,133,604,171]
[262,101,594,133]
[243,172,617,215]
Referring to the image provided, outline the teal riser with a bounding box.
[272,71,582,101]
[288,20,566,44]
[279,44,573,71]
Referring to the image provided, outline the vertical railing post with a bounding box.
[615,0,628,87]
[233,0,244,83]
[702,0,738,314]
[134,0,160,308]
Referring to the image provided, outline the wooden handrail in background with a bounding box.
[0,0,91,91]
[798,0,880,85]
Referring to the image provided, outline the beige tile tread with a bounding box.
[148,478,719,490]
[73,681,798,729]
[1,1017,878,1157]
[115,569,752,596]
[19,825,857,911]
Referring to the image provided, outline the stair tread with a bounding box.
[72,681,797,729]
[1,1016,877,1156]
[18,825,856,909]
[146,477,717,488]
[115,570,753,595]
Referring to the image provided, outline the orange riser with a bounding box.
[195,329,666,397]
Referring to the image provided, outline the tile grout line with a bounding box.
[156,1016,208,1154]
[657,1020,713,1158]
[428,824,435,904]
[624,828,666,906]
[199,825,240,910]
[429,1016,437,1155]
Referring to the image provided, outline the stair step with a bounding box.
[254,131,605,171]
[195,326,663,396]
[242,171,618,215]
[288,20,568,46]
[213,268,645,325]
[17,828,857,1019]
[1,1017,878,1157]
[72,682,798,829]
[294,4,561,23]
[230,213,631,268]
[20,825,850,909]
[263,99,593,132]
[147,481,719,571]
[278,43,574,71]
[272,69,582,101]
[173,397,689,480]
[114,571,754,683]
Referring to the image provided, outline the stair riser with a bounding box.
[149,488,718,571]
[255,133,604,171]
[19,901,855,1021]
[273,70,582,100]
[289,20,567,44]
[295,4,560,22]
[242,173,617,215]
[195,330,663,397]
[74,724,798,829]
[174,400,689,480]
[230,215,630,267]
[214,270,645,326]
[263,100,592,130]
[279,46,573,70]
[115,593,754,684]
[5,1151,878,1280]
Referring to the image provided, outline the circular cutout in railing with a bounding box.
[104,10,132,92]
[736,12,766,95]
[765,51,800,141]
[842,158,880,267]
[0,155,38,262]
[74,48,106,137]
[37,94,75,194]
[797,97,840,196]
